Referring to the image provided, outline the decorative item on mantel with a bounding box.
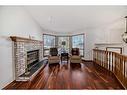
[29,35,31,39]
[122,16,127,43]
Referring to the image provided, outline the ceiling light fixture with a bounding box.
[122,16,127,43]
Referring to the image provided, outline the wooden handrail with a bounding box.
[93,49,127,89]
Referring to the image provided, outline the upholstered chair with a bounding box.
[70,48,82,63]
[48,48,60,64]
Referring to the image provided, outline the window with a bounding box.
[72,34,84,56]
[57,36,70,54]
[43,34,55,56]
[43,34,85,57]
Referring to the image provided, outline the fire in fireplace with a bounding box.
[27,50,39,70]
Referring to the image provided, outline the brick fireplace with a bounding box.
[10,36,43,81]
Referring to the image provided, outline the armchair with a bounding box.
[70,48,82,63]
[48,48,60,64]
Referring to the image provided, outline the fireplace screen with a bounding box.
[27,50,39,70]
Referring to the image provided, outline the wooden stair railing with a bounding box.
[93,49,127,89]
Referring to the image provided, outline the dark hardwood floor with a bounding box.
[4,61,124,90]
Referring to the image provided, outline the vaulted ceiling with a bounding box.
[25,6,127,33]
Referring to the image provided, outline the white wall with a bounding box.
[70,16,127,60]
[94,17,124,43]
[93,17,127,55]
[0,6,43,89]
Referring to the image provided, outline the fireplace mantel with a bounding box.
[10,36,42,43]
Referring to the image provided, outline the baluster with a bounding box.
[102,51,104,68]
[112,52,114,72]
[123,56,126,84]
[101,51,103,66]
[104,51,106,68]
[93,50,94,61]
[114,53,117,75]
[118,54,120,79]
[103,51,104,67]
[125,57,127,88]
[106,51,108,69]
[108,52,111,71]
[101,51,104,66]
[120,55,123,83]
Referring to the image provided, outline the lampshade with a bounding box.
[62,41,66,45]
[122,16,127,43]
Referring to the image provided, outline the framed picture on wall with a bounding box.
[106,47,122,54]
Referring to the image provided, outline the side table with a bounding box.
[61,53,69,63]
